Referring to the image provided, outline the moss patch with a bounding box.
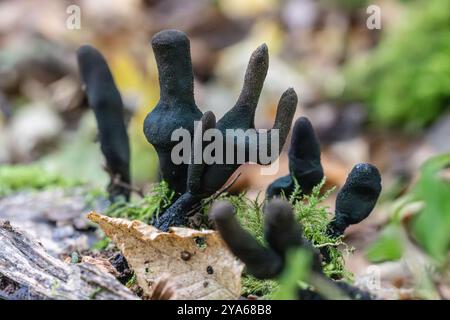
[0,165,81,196]
[241,275,278,300]
[103,180,175,223]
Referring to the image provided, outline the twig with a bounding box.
[103,164,145,198]
[186,173,242,216]
[314,242,342,248]
[112,177,145,198]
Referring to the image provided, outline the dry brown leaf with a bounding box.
[87,211,244,300]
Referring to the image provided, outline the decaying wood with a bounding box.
[0,220,138,300]
[0,188,102,256]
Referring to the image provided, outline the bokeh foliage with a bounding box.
[343,0,450,130]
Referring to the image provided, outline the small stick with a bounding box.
[112,177,145,198]
[186,173,242,216]
[103,165,145,198]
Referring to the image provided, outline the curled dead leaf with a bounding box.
[87,211,244,300]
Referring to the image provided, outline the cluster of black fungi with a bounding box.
[77,29,382,300]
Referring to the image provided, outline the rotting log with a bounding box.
[0,220,138,300]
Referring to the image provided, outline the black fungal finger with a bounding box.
[264,199,324,272]
[328,163,382,237]
[266,117,323,199]
[187,111,216,194]
[265,175,292,199]
[264,199,303,256]
[76,45,131,201]
[272,88,298,143]
[144,29,203,195]
[288,117,323,194]
[215,44,269,132]
[153,192,199,231]
[210,201,283,279]
[257,88,297,165]
[154,112,218,231]
[151,29,195,106]
[234,44,269,112]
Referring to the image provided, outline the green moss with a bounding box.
[125,273,137,288]
[241,275,279,300]
[0,165,81,196]
[103,180,175,223]
[218,192,265,243]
